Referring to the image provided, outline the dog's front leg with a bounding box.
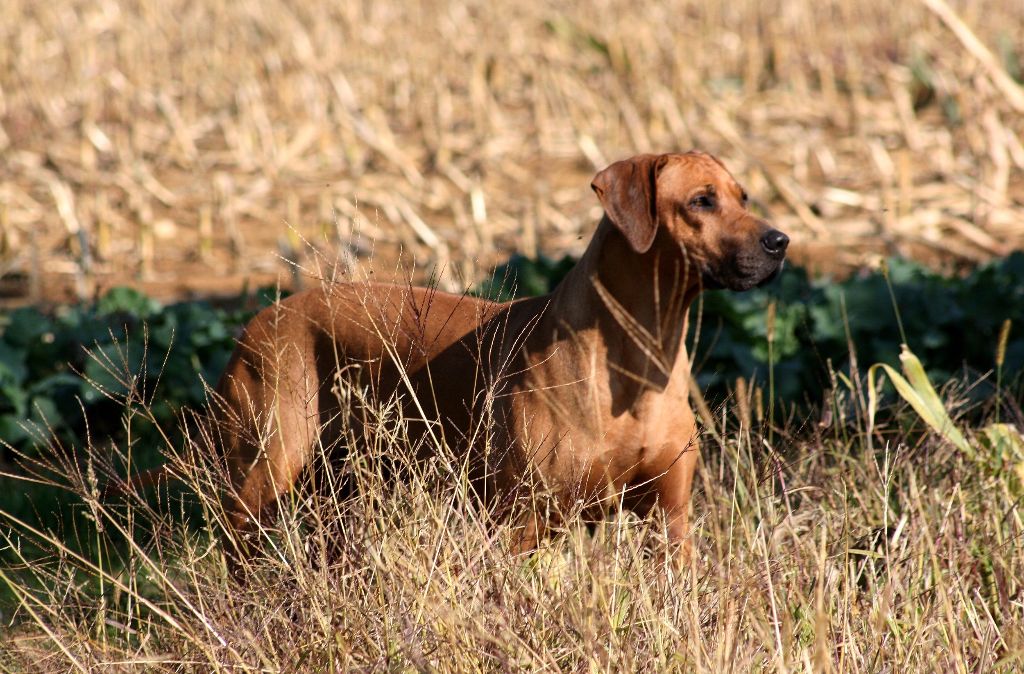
[653,441,700,561]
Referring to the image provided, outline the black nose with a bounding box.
[761,229,789,255]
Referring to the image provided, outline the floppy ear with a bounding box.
[591,154,666,254]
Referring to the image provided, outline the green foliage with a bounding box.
[1,253,1022,457]
[474,253,577,302]
[0,288,275,458]
[867,344,973,458]
[480,252,1024,406]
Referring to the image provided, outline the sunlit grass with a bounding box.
[0,326,1021,671]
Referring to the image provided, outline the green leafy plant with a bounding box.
[0,288,280,460]
[867,344,973,458]
[2,252,1022,461]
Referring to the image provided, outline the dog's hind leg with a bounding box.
[218,348,322,578]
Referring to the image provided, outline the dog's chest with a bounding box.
[606,384,693,448]
[503,362,696,477]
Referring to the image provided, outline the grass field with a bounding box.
[1,0,1024,671]
[1,343,1022,671]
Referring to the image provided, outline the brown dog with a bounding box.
[215,151,788,565]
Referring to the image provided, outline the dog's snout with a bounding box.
[760,229,789,255]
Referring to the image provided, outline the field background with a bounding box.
[2,0,1024,671]
[2,0,1023,304]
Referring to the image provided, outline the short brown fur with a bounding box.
[216,151,788,568]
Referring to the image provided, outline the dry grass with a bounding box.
[1,0,1023,303]
[0,332,1022,671]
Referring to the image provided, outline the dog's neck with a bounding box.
[545,216,702,396]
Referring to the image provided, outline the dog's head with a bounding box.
[591,151,788,291]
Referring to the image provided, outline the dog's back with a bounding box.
[214,282,539,539]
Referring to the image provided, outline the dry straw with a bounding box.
[0,0,1022,303]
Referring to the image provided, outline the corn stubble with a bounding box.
[0,0,1023,301]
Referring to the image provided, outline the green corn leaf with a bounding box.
[868,345,974,459]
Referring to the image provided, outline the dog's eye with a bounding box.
[740,191,749,205]
[689,194,715,210]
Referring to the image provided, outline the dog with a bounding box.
[214,151,788,568]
